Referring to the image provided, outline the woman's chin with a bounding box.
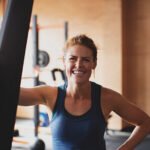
[72,78,87,85]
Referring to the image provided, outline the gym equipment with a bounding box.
[16,15,68,150]
[12,15,45,150]
[30,138,45,150]
[64,21,68,41]
[51,68,66,81]
[39,111,50,127]
[32,14,40,137]
[0,0,33,149]
[38,50,50,68]
[31,14,68,134]
[33,21,68,68]
[32,15,46,149]
[13,129,19,137]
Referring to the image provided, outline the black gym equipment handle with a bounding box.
[0,0,33,149]
[51,68,66,81]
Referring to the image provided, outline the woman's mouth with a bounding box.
[72,70,84,75]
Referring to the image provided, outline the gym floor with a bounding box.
[12,118,52,150]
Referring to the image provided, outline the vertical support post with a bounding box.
[32,15,40,137]
[64,21,68,41]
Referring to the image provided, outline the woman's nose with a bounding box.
[75,59,82,68]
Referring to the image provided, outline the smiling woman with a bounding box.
[64,44,96,85]
[19,34,150,150]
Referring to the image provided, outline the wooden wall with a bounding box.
[122,0,150,128]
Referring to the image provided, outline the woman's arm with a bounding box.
[117,118,150,150]
[19,85,56,106]
[115,98,150,150]
[103,88,150,150]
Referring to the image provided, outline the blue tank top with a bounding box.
[50,82,106,150]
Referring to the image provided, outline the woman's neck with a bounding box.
[66,81,91,100]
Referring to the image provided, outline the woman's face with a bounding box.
[64,45,96,85]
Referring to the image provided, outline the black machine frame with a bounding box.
[0,0,33,149]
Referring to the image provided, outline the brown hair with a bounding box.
[64,34,97,61]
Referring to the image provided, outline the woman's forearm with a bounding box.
[118,118,150,150]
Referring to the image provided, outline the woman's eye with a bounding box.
[69,57,75,61]
[83,59,90,62]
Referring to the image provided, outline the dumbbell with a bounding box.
[30,138,45,150]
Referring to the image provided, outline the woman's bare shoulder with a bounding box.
[101,86,121,103]
[100,86,123,119]
[101,86,149,124]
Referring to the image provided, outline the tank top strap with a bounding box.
[52,84,66,120]
[91,82,106,124]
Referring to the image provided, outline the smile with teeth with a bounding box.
[72,70,84,75]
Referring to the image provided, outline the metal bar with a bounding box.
[32,15,40,137]
[64,21,68,41]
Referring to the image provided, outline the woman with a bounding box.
[19,34,150,150]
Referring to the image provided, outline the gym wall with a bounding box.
[0,0,150,130]
[31,0,123,129]
[31,0,150,130]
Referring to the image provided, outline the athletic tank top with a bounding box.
[50,82,107,150]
